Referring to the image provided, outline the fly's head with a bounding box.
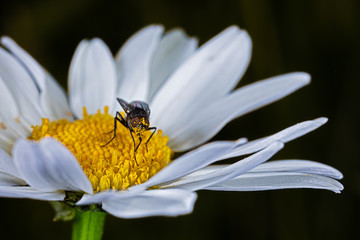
[130,116,149,134]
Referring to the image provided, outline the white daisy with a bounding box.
[0,25,343,219]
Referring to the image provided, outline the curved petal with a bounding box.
[76,190,141,206]
[174,159,343,186]
[76,191,115,205]
[164,142,284,191]
[41,74,73,120]
[130,141,236,191]
[148,29,198,101]
[0,186,65,200]
[204,172,343,193]
[69,38,117,118]
[116,25,164,102]
[0,172,26,186]
[251,160,343,179]
[1,37,72,121]
[102,189,197,218]
[151,27,251,135]
[13,138,93,194]
[0,76,19,129]
[236,137,248,145]
[1,36,46,90]
[168,72,311,151]
[0,47,43,129]
[0,76,29,142]
[0,140,11,154]
[220,117,327,159]
[0,147,21,178]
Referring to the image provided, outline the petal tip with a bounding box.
[315,117,328,125]
[167,28,199,45]
[295,72,311,84]
[87,38,111,52]
[273,141,285,150]
[1,36,12,45]
[227,25,241,31]
[236,138,248,145]
[38,136,64,147]
[334,183,344,193]
[143,24,165,34]
[336,171,344,180]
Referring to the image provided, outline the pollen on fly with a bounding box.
[101,98,157,165]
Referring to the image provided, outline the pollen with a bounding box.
[29,107,172,193]
[0,122,6,130]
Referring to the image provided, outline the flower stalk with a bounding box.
[72,208,106,240]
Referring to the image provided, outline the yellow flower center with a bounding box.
[29,107,172,193]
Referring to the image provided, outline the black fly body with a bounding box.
[102,98,156,165]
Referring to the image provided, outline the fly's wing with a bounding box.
[117,98,133,113]
[130,101,150,116]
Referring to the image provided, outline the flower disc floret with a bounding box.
[30,107,172,192]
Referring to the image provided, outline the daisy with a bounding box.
[0,24,342,224]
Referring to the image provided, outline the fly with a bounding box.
[102,98,157,165]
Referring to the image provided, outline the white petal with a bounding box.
[0,140,11,154]
[0,147,21,178]
[236,137,248,145]
[148,29,198,101]
[40,74,73,121]
[130,141,236,191]
[204,172,343,193]
[0,76,30,141]
[76,190,141,206]
[168,72,311,151]
[0,47,43,128]
[68,40,87,118]
[1,37,72,121]
[13,138,93,194]
[0,186,65,200]
[176,159,343,189]
[69,38,117,118]
[76,191,114,205]
[102,189,197,218]
[164,142,284,191]
[220,117,327,159]
[151,27,251,138]
[251,160,343,179]
[1,36,46,90]
[0,75,19,126]
[183,159,343,181]
[116,25,164,102]
[0,172,26,186]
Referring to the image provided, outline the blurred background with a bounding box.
[0,0,358,239]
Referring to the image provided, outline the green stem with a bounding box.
[72,209,106,240]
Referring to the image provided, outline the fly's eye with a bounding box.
[131,117,140,127]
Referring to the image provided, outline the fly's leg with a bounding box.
[145,127,157,152]
[134,135,142,154]
[101,112,127,147]
[116,111,127,127]
[129,130,140,166]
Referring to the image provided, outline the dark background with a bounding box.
[0,0,358,239]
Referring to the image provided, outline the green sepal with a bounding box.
[50,201,76,222]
